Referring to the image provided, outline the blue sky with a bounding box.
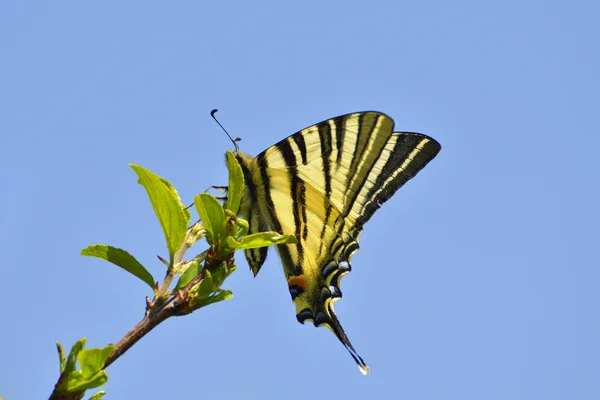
[2,1,599,399]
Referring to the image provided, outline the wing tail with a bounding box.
[320,303,370,375]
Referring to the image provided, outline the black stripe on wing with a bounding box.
[255,152,298,276]
[351,133,441,234]
[245,205,269,276]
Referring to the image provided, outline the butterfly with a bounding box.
[233,111,440,374]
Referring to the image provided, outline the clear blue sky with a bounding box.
[2,1,599,399]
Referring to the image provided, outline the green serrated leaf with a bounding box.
[195,193,225,245]
[130,164,189,264]
[231,232,297,250]
[77,345,114,379]
[160,177,191,222]
[225,150,244,215]
[82,245,154,289]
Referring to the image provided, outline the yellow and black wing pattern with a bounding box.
[235,111,441,374]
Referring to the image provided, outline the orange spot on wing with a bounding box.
[287,275,307,291]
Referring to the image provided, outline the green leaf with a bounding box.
[64,338,86,377]
[53,339,112,395]
[89,391,106,400]
[77,345,114,379]
[173,259,200,292]
[232,217,249,239]
[223,210,249,239]
[159,177,192,223]
[225,150,244,215]
[226,232,297,251]
[68,370,108,392]
[192,263,236,308]
[131,164,189,264]
[197,290,233,308]
[183,261,236,312]
[56,341,66,373]
[195,193,225,245]
[173,250,208,291]
[82,245,154,289]
[210,263,236,288]
[197,269,215,299]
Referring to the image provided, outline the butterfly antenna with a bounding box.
[211,109,240,153]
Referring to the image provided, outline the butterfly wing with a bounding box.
[236,112,440,373]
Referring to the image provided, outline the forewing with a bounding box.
[261,111,441,260]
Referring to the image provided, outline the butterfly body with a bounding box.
[234,112,440,374]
